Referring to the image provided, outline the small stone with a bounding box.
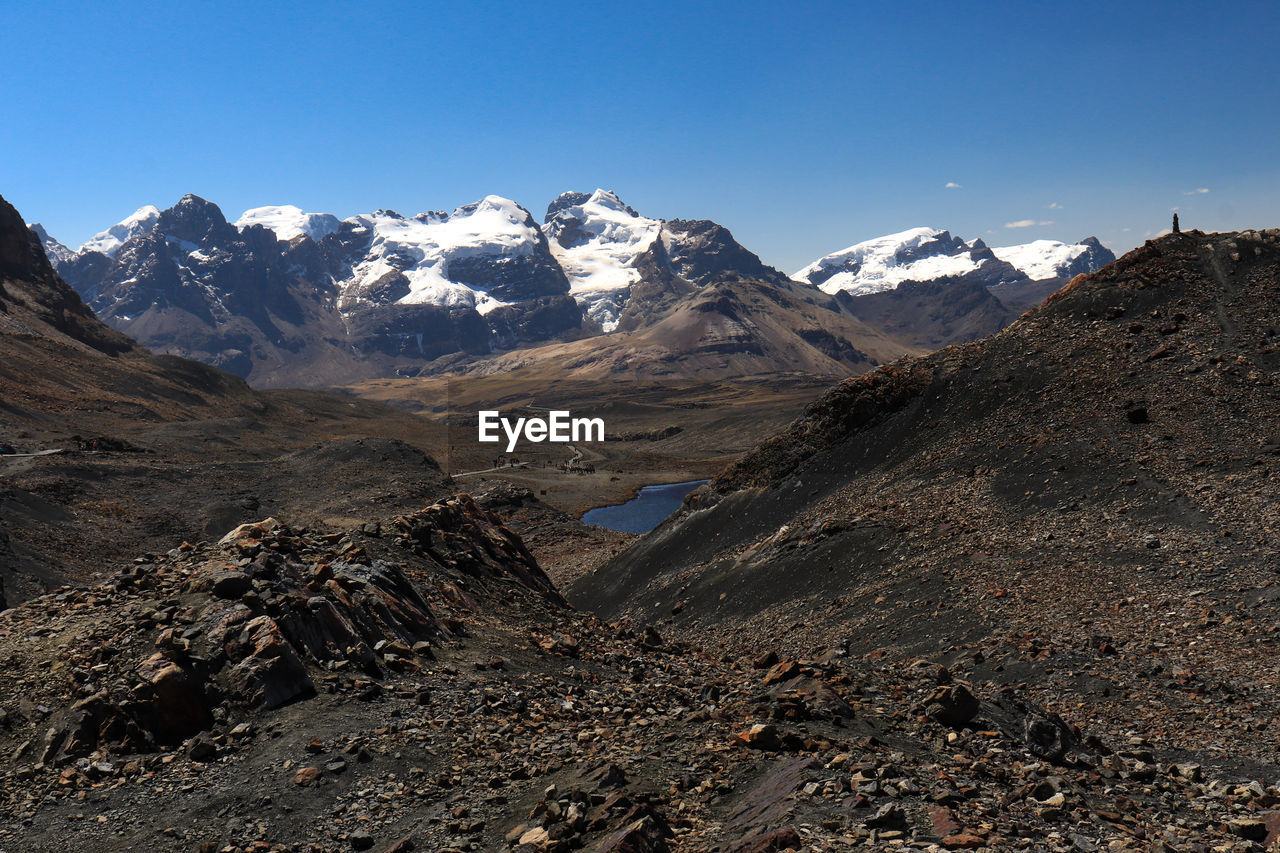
[518,826,549,846]
[293,766,322,786]
[734,724,782,751]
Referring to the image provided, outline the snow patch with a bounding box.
[792,227,980,296]
[990,240,1088,281]
[335,195,540,313]
[79,205,161,257]
[236,205,341,242]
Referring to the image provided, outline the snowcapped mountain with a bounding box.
[543,190,663,330]
[990,236,1115,281]
[793,228,1114,296]
[791,227,1025,295]
[542,189,789,331]
[78,205,160,257]
[335,195,566,317]
[235,205,340,242]
[790,228,1116,352]
[39,194,583,385]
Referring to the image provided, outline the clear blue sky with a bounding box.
[3,0,1278,272]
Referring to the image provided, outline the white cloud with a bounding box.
[945,181,962,189]
[1183,188,1210,195]
[1048,202,1062,209]
[1004,219,1054,228]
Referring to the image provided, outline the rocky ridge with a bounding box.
[574,227,1280,848]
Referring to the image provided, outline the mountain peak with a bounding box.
[793,226,1117,297]
[28,223,76,267]
[544,191,592,223]
[541,189,662,331]
[158,194,234,247]
[463,195,536,224]
[78,204,161,257]
[585,189,640,217]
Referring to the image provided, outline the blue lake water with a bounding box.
[582,479,710,534]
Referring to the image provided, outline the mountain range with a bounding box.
[33,193,1114,386]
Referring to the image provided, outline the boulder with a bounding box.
[925,683,979,728]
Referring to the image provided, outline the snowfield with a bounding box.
[791,227,981,296]
[991,239,1091,281]
[235,205,341,242]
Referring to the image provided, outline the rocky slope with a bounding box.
[412,273,918,385]
[572,228,1280,847]
[11,492,1280,853]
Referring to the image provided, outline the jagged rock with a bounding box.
[864,803,908,830]
[925,683,979,728]
[293,766,322,786]
[186,733,217,762]
[990,688,1079,763]
[217,615,314,709]
[393,497,565,605]
[136,654,213,743]
[587,803,672,853]
[208,570,252,599]
[734,724,782,751]
[725,827,802,853]
[218,517,284,546]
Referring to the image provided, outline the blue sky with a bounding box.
[3,0,1278,272]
